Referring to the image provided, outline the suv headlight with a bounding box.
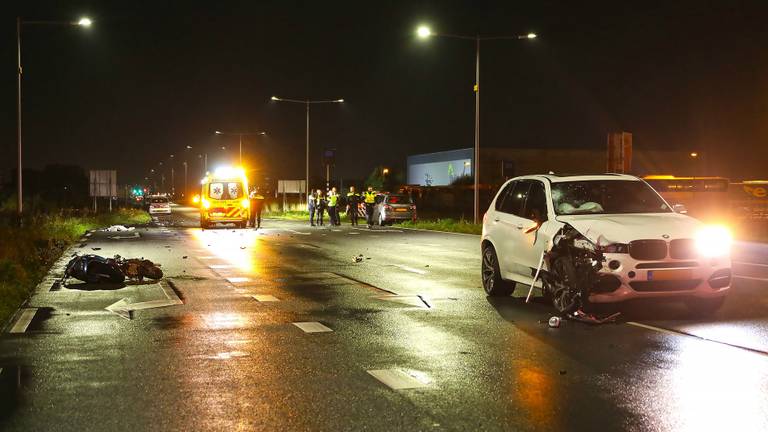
[696,225,732,257]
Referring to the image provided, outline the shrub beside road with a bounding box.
[0,209,150,325]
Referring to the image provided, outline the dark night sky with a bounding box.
[3,0,768,186]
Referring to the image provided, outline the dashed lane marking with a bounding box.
[367,369,431,390]
[626,321,768,357]
[348,232,360,235]
[285,229,311,235]
[252,295,280,302]
[9,308,38,334]
[227,277,252,283]
[393,264,428,275]
[292,322,333,333]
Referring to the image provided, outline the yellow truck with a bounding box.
[199,167,250,229]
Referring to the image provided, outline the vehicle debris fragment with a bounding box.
[353,254,364,263]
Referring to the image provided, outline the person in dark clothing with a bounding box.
[249,187,265,229]
[346,186,361,226]
[315,189,327,226]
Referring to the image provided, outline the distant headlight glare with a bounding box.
[696,225,732,257]
[202,198,210,209]
[241,199,250,209]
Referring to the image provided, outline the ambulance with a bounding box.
[199,167,250,228]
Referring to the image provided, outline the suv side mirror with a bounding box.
[672,203,688,214]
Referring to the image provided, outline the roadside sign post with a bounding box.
[89,170,117,213]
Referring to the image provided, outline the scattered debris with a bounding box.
[239,246,246,250]
[559,370,567,375]
[91,247,101,251]
[566,310,621,325]
[182,256,188,259]
[548,316,561,328]
[103,225,135,232]
[353,254,364,263]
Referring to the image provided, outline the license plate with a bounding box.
[395,208,408,212]
[647,269,693,281]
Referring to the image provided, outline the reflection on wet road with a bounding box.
[1,206,767,431]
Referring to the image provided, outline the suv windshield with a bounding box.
[551,180,671,215]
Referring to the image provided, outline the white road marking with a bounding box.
[9,308,38,333]
[84,232,92,237]
[367,369,431,390]
[348,232,360,235]
[352,227,403,233]
[331,229,342,232]
[209,264,236,269]
[285,229,311,235]
[374,295,430,308]
[292,322,333,333]
[227,277,251,283]
[105,284,183,320]
[197,256,217,259]
[626,321,682,336]
[394,264,427,275]
[733,275,768,282]
[252,294,280,302]
[733,261,768,267]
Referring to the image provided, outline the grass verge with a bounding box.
[399,218,482,235]
[0,208,151,326]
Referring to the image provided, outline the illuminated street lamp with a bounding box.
[15,16,93,219]
[271,96,344,205]
[215,130,266,165]
[690,152,699,158]
[416,24,536,223]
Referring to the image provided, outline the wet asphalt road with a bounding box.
[2,205,768,431]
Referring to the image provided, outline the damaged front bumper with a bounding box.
[588,252,731,303]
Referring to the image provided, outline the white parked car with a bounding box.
[148,196,172,215]
[481,174,732,315]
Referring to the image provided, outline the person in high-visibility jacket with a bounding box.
[327,187,340,226]
[363,186,377,229]
[346,186,362,226]
[249,187,265,229]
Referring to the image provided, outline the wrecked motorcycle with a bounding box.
[113,255,163,282]
[64,254,125,284]
[540,224,605,314]
[63,254,163,285]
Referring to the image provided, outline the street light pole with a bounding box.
[271,96,344,205]
[474,36,480,225]
[15,16,92,220]
[16,17,22,219]
[416,25,536,224]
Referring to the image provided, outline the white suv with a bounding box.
[481,174,732,315]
